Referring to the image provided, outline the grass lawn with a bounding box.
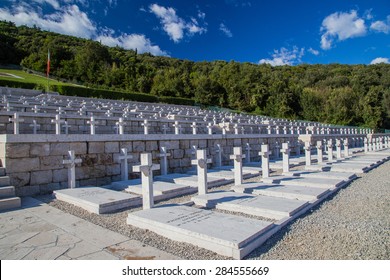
[0,68,67,87]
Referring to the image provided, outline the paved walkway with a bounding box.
[0,197,180,260]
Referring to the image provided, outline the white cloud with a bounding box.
[0,4,96,38]
[259,46,305,66]
[370,57,389,64]
[32,0,60,9]
[370,16,390,34]
[0,1,168,56]
[96,33,168,56]
[219,23,233,37]
[308,47,319,56]
[320,10,367,50]
[149,3,206,42]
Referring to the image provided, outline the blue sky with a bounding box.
[0,0,389,65]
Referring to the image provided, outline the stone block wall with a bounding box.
[0,134,301,196]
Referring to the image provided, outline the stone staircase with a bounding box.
[0,167,21,211]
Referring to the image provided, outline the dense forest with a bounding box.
[1,21,389,129]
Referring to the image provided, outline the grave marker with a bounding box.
[118,148,133,181]
[132,153,160,210]
[191,149,212,195]
[51,114,65,135]
[230,147,245,185]
[280,142,290,173]
[259,144,271,178]
[158,146,171,176]
[87,116,98,135]
[62,150,82,189]
[9,112,24,135]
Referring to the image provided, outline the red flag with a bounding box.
[47,49,50,77]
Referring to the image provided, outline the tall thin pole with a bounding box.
[47,49,50,93]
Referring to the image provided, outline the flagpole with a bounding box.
[47,49,50,94]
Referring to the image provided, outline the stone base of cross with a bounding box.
[191,149,212,195]
[327,140,334,162]
[335,139,342,159]
[132,153,160,210]
[62,150,82,189]
[304,142,312,166]
[230,147,245,186]
[316,140,323,163]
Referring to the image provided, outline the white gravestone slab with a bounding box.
[192,191,309,220]
[126,204,274,259]
[54,187,141,214]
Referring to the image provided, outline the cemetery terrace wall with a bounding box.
[0,133,302,196]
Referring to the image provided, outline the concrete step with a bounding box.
[0,176,10,187]
[0,197,21,211]
[0,167,5,177]
[0,186,15,198]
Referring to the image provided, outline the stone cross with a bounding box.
[116,117,126,135]
[56,107,65,115]
[118,148,133,181]
[283,126,288,134]
[267,125,272,134]
[191,149,212,195]
[295,140,301,155]
[9,112,24,135]
[274,142,280,159]
[280,142,291,173]
[335,139,342,159]
[51,114,65,135]
[220,121,229,135]
[29,120,41,134]
[191,122,197,135]
[230,147,246,186]
[173,121,181,135]
[87,116,98,135]
[275,126,280,134]
[207,122,213,135]
[62,150,82,189]
[32,105,40,114]
[132,153,160,210]
[259,144,271,178]
[63,121,71,135]
[158,146,171,176]
[234,124,239,135]
[304,141,312,166]
[142,119,150,135]
[161,124,169,134]
[343,138,349,158]
[327,139,334,162]
[215,144,222,168]
[245,143,251,164]
[316,140,323,163]
[4,102,12,112]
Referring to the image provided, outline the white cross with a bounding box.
[118,148,133,181]
[105,110,113,117]
[191,149,212,195]
[56,107,65,115]
[29,120,40,134]
[316,140,323,163]
[4,102,12,112]
[161,124,169,134]
[280,142,291,173]
[245,143,251,163]
[207,122,213,135]
[51,114,65,135]
[259,144,271,178]
[230,147,246,186]
[234,124,239,135]
[116,117,126,135]
[87,116,98,135]
[158,146,171,175]
[142,119,150,135]
[335,139,342,159]
[220,121,229,135]
[62,150,82,189]
[191,122,197,135]
[327,139,334,162]
[215,144,222,168]
[304,141,312,166]
[32,105,40,114]
[132,153,160,210]
[63,121,71,135]
[173,121,181,135]
[9,112,24,134]
[267,126,272,134]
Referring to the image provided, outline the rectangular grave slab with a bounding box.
[233,182,330,201]
[262,176,345,189]
[187,169,254,180]
[54,187,141,214]
[126,204,274,259]
[155,173,228,188]
[290,171,357,180]
[191,191,309,220]
[111,180,196,201]
[329,163,371,173]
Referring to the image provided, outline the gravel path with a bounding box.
[39,159,390,260]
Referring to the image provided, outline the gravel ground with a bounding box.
[38,158,390,260]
